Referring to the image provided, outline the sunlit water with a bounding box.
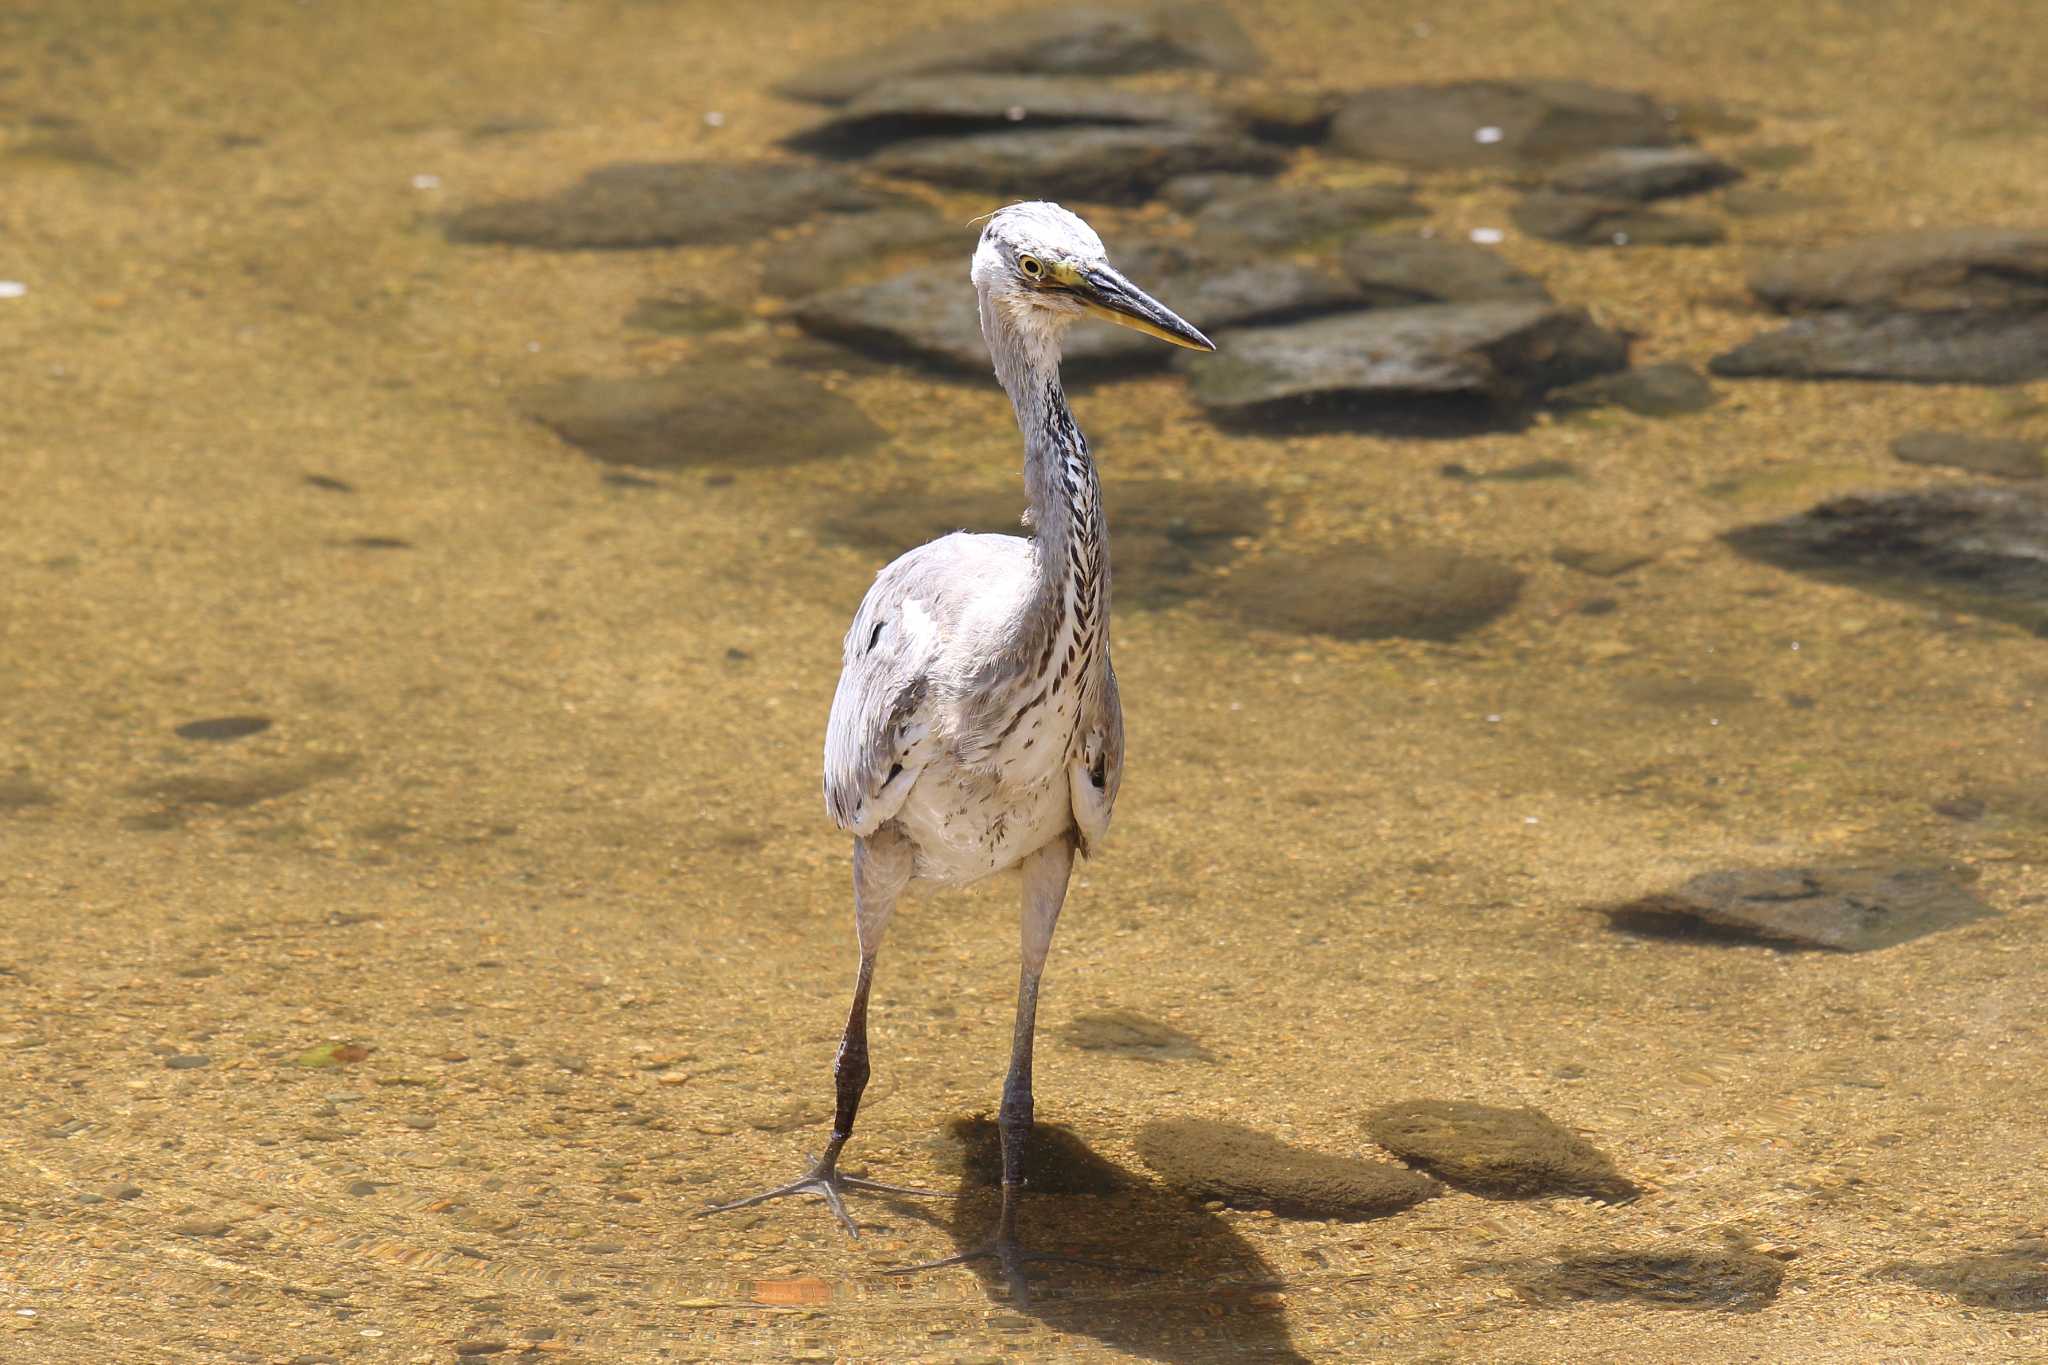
[3,2,2045,1361]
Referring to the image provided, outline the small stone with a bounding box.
[164,1054,212,1070]
[1339,236,1551,306]
[104,1183,144,1201]
[1549,363,1719,416]
[773,2,1261,105]
[1552,546,1658,577]
[1366,1099,1639,1201]
[1891,431,2046,480]
[864,122,1285,203]
[1545,146,1742,201]
[1511,191,1724,247]
[173,716,274,743]
[1137,1118,1439,1218]
[1059,1008,1213,1061]
[1329,80,1683,170]
[1216,545,1523,641]
[346,1181,380,1197]
[173,1217,233,1237]
[444,161,909,250]
[527,360,888,471]
[75,1192,106,1205]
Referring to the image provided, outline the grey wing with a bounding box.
[822,554,950,837]
[1067,659,1125,857]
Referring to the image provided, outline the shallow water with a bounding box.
[4,2,2047,1361]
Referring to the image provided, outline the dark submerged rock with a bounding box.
[443,161,909,249]
[792,246,1357,376]
[1545,146,1741,201]
[1549,362,1719,416]
[1060,1008,1213,1061]
[1709,309,2048,385]
[1215,545,1523,641]
[757,209,968,299]
[933,1114,1131,1195]
[1183,302,1629,414]
[1886,1242,2048,1311]
[1596,866,1997,952]
[1891,430,2046,480]
[815,479,1267,611]
[784,75,1235,156]
[1137,1118,1440,1218]
[865,122,1286,202]
[174,716,274,743]
[623,291,747,336]
[1339,236,1551,305]
[1722,484,2048,633]
[1329,81,1682,171]
[1190,183,1424,251]
[1227,88,1346,144]
[1510,191,1724,247]
[526,361,887,470]
[1515,1246,1784,1311]
[1748,228,2048,312]
[1365,1099,1639,1201]
[775,1,1261,105]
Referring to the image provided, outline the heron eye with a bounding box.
[1018,255,1044,279]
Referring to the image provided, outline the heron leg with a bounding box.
[888,837,1147,1302]
[699,829,948,1239]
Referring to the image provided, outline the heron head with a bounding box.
[971,201,1213,354]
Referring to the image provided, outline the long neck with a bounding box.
[982,297,1107,631]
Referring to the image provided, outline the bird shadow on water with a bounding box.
[888,1116,1311,1364]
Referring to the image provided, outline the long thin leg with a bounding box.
[700,829,947,1237]
[889,837,1143,1301]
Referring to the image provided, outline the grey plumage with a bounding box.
[705,201,1212,1301]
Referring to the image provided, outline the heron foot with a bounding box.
[885,1231,1155,1305]
[697,1155,951,1241]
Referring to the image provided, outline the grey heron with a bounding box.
[702,202,1213,1298]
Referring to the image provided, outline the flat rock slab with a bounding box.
[1190,183,1424,250]
[1183,302,1629,412]
[1513,1247,1784,1311]
[791,248,1356,376]
[1600,866,1996,951]
[1545,146,1741,201]
[865,122,1286,202]
[1748,227,2048,312]
[1137,1118,1440,1219]
[444,161,908,249]
[757,209,969,299]
[1709,309,2048,385]
[785,75,1234,156]
[776,1,1261,105]
[1885,1242,2048,1311]
[1891,430,2047,480]
[1550,362,1719,416]
[1329,80,1682,171]
[933,1115,1131,1195]
[1366,1099,1640,1201]
[1511,191,1724,247]
[1214,545,1522,641]
[814,479,1267,611]
[526,362,887,469]
[1340,235,1551,305]
[1722,484,2048,633]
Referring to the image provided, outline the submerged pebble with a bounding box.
[1217,545,1523,641]
[1890,430,2046,480]
[526,361,887,470]
[1365,1099,1640,1201]
[1137,1118,1440,1218]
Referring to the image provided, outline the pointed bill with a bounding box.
[1069,263,1214,351]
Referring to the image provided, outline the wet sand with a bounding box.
[4,1,2046,1360]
